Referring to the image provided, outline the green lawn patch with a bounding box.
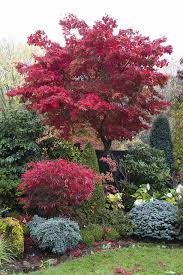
[28,244,183,275]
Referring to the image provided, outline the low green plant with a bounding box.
[132,184,178,206]
[105,193,123,210]
[103,227,120,241]
[81,230,95,246]
[0,238,14,267]
[81,223,120,246]
[81,224,103,246]
[97,209,133,237]
[0,217,24,257]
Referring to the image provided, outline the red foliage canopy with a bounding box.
[8,14,172,150]
[17,159,97,216]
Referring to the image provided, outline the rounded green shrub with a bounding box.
[103,227,120,241]
[97,209,133,237]
[81,223,121,245]
[81,224,103,246]
[0,217,24,256]
[119,143,171,192]
[29,215,81,254]
[81,231,95,246]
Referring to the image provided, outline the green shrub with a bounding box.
[29,215,81,254]
[81,223,119,245]
[132,184,177,206]
[0,217,24,256]
[149,114,174,170]
[40,137,82,162]
[103,227,120,241]
[0,175,20,209]
[177,197,183,231]
[81,224,103,246]
[77,143,105,225]
[105,193,123,210]
[81,230,95,246]
[84,224,103,241]
[119,143,171,192]
[0,238,14,267]
[81,143,100,172]
[0,104,43,177]
[97,209,133,237]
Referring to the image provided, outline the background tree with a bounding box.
[0,40,41,110]
[170,58,183,172]
[8,14,172,151]
[149,114,174,169]
[172,101,183,172]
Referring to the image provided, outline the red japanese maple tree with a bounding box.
[18,159,97,216]
[8,14,172,151]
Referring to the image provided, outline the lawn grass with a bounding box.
[28,244,183,275]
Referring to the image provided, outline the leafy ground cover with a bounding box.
[19,244,183,275]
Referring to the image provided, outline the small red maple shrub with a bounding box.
[17,159,98,216]
[8,14,172,150]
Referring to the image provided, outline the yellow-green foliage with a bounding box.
[172,102,183,171]
[0,217,24,256]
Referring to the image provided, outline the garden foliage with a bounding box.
[149,114,174,169]
[81,223,120,246]
[129,200,178,240]
[40,137,82,162]
[119,143,171,192]
[0,217,24,256]
[81,224,103,246]
[29,215,81,254]
[172,101,183,172]
[0,239,14,267]
[0,176,20,209]
[18,159,97,216]
[98,209,133,237]
[76,143,105,225]
[8,15,172,150]
[0,105,43,177]
[176,197,183,235]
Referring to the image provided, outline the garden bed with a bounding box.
[2,237,183,274]
[1,238,135,274]
[12,242,183,275]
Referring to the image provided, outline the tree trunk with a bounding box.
[100,134,112,152]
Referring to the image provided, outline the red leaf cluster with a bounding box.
[8,14,172,150]
[114,268,132,275]
[17,159,97,216]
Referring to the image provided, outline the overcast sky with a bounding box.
[0,0,183,59]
